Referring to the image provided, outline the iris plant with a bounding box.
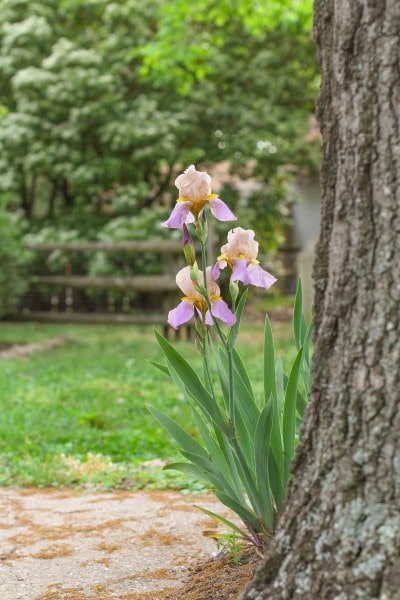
[150,165,312,550]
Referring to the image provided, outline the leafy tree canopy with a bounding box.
[141,0,314,86]
[0,0,318,249]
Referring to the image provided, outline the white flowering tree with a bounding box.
[0,0,318,249]
[0,0,184,217]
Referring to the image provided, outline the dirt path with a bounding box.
[0,487,238,599]
[0,337,72,360]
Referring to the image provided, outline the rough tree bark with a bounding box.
[241,1,400,599]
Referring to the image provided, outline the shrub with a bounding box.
[0,205,32,317]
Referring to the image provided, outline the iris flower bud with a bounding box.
[182,224,196,266]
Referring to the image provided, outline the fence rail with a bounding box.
[24,240,185,253]
[13,311,163,325]
[15,238,200,329]
[31,274,177,292]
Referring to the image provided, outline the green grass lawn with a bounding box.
[0,318,296,490]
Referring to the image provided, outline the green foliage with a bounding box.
[151,284,312,546]
[141,1,319,247]
[0,0,319,250]
[0,319,295,488]
[0,322,190,486]
[141,0,314,84]
[0,0,183,217]
[0,202,32,316]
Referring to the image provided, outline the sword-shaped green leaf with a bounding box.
[213,490,263,533]
[164,462,207,481]
[264,316,284,483]
[293,279,307,350]
[147,360,170,376]
[191,408,246,502]
[155,330,232,436]
[268,452,285,512]
[148,406,208,459]
[282,347,303,485]
[263,314,277,406]
[253,399,275,531]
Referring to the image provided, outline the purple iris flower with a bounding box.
[168,266,236,330]
[213,227,277,290]
[162,165,236,228]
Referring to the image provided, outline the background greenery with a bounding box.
[0,1,316,491]
[0,199,32,317]
[0,317,296,489]
[0,1,317,228]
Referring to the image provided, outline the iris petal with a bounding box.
[205,310,214,326]
[167,300,194,329]
[184,211,195,224]
[231,258,251,284]
[162,201,193,228]
[247,263,277,289]
[208,198,237,222]
[212,260,225,280]
[211,299,236,327]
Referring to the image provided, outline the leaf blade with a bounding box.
[293,279,307,350]
[282,347,303,485]
[154,330,232,436]
[253,399,275,531]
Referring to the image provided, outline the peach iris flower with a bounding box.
[213,227,277,290]
[163,165,236,228]
[168,266,236,329]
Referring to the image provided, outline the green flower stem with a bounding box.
[199,237,236,428]
[200,238,209,300]
[227,346,235,425]
[203,333,215,398]
[199,239,227,349]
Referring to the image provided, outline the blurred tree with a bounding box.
[0,0,183,218]
[0,198,31,316]
[140,0,319,248]
[0,0,318,250]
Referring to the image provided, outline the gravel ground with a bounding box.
[0,487,231,599]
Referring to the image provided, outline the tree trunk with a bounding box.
[47,180,59,218]
[241,2,400,599]
[61,179,74,208]
[20,173,37,217]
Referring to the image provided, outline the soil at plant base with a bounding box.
[0,487,261,599]
[163,546,260,600]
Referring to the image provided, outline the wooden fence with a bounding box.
[17,239,196,331]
